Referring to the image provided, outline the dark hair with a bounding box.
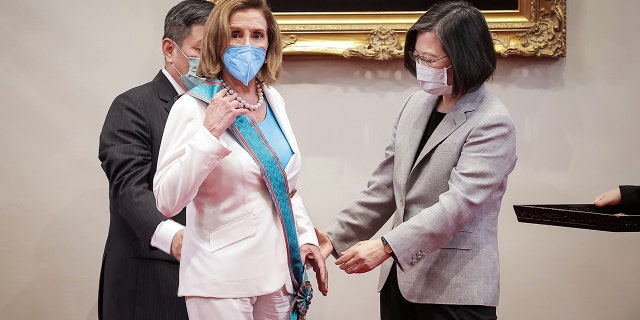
[163,0,215,46]
[404,1,496,96]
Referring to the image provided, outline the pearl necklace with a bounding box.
[219,78,264,111]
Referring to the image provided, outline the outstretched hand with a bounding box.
[314,227,334,260]
[300,244,329,296]
[594,187,622,207]
[335,239,390,274]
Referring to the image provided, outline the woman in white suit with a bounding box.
[153,0,327,319]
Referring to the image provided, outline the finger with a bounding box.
[348,261,372,274]
[227,96,239,105]
[302,253,312,267]
[211,92,236,109]
[233,100,246,110]
[309,258,324,274]
[236,108,250,116]
[304,251,329,295]
[207,99,219,109]
[212,88,228,100]
[308,255,326,273]
[304,246,322,268]
[317,267,329,295]
[213,88,228,99]
[335,251,351,264]
[343,263,358,273]
[314,227,327,240]
[346,265,363,274]
[595,195,610,207]
[338,261,356,271]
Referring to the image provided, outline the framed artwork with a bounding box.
[267,0,566,59]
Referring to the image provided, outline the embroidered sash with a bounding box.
[187,81,312,319]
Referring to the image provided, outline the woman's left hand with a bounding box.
[300,244,329,296]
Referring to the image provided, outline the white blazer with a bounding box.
[153,84,318,298]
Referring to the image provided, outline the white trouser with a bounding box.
[185,286,291,320]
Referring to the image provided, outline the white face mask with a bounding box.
[416,61,453,96]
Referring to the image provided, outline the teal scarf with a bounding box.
[187,81,312,319]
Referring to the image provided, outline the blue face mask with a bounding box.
[172,42,204,90]
[222,45,266,86]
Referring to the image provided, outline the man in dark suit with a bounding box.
[97,1,213,319]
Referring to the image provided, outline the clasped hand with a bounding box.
[315,228,390,275]
[204,88,249,137]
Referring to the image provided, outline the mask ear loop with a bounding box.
[170,40,189,77]
[174,40,190,60]
[443,65,452,86]
[170,61,185,77]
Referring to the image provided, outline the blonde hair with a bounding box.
[196,0,282,85]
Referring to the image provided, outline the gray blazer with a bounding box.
[327,85,517,306]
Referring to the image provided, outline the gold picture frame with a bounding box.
[273,0,566,59]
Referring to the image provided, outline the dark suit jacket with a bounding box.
[98,71,188,320]
[620,185,640,210]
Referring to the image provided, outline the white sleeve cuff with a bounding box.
[150,219,185,255]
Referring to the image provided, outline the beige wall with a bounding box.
[1,0,639,319]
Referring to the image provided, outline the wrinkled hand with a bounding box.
[314,227,333,260]
[300,244,329,296]
[170,229,185,261]
[204,88,249,137]
[594,187,622,207]
[335,239,390,274]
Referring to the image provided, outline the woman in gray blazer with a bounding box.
[317,1,517,319]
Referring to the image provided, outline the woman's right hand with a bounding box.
[594,187,622,207]
[203,88,249,137]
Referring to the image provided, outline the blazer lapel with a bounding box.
[151,71,179,114]
[395,95,434,190]
[411,86,486,172]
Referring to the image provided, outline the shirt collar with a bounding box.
[161,67,186,95]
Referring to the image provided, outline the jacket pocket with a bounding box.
[209,214,256,252]
[441,230,473,250]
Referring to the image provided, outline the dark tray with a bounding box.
[513,204,640,232]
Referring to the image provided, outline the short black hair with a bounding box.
[163,0,214,46]
[404,1,496,97]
